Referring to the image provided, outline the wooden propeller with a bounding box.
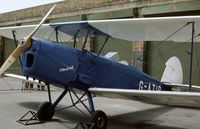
[0,5,56,75]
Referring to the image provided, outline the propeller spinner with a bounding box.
[0,5,56,75]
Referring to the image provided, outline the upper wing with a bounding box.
[89,16,200,42]
[1,16,200,42]
[89,88,200,108]
[0,24,72,42]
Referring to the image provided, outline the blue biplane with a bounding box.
[1,5,200,129]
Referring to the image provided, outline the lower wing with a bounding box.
[4,73,46,86]
[89,88,200,108]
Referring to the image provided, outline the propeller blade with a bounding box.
[0,55,16,75]
[0,5,56,75]
[27,5,56,39]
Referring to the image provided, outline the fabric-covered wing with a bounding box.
[1,16,200,42]
[4,73,62,90]
[0,24,72,42]
[89,88,200,108]
[4,73,46,86]
[89,16,200,42]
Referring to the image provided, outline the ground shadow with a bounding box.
[19,101,89,122]
[107,106,184,129]
[19,101,184,129]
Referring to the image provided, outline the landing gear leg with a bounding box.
[37,86,108,129]
[37,84,68,121]
[37,84,54,121]
[87,92,107,129]
[67,88,108,129]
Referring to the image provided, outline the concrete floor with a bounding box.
[0,77,200,129]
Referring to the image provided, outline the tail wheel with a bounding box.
[37,101,54,121]
[90,110,107,129]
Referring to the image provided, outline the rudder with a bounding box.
[161,56,183,84]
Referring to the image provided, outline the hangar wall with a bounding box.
[0,0,199,85]
[142,1,200,85]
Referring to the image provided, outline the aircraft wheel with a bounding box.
[37,101,54,121]
[90,110,107,129]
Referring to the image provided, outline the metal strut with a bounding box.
[46,84,95,115]
[82,30,90,51]
[55,28,59,43]
[46,84,52,104]
[12,30,18,47]
[70,89,94,113]
[53,89,68,109]
[97,35,109,56]
[189,22,195,91]
[87,92,95,113]
[55,88,95,115]
[73,29,80,48]
[46,83,68,109]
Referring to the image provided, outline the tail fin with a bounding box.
[161,56,183,84]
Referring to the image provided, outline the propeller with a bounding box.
[0,5,56,75]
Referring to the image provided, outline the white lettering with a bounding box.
[148,83,151,90]
[59,66,74,72]
[138,81,162,91]
[139,81,144,90]
[152,84,156,90]
[158,86,162,91]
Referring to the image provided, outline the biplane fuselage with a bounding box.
[22,38,164,91]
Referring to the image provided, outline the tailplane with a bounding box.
[161,56,183,84]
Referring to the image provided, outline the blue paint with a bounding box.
[21,37,165,91]
[22,38,79,86]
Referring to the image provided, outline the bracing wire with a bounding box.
[132,22,192,66]
[133,23,200,82]
[135,33,200,80]
[56,30,74,46]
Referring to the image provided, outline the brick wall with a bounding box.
[0,0,193,26]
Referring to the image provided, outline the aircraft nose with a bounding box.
[21,40,40,74]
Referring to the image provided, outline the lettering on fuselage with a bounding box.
[139,81,162,91]
[59,66,74,72]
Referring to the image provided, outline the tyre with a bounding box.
[37,101,54,121]
[90,110,107,129]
